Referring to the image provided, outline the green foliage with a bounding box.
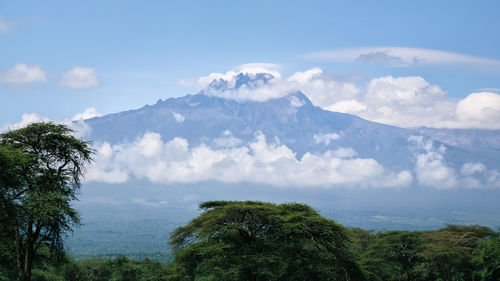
[0,122,93,281]
[31,246,86,281]
[41,255,171,281]
[4,214,498,281]
[359,230,422,281]
[77,258,111,281]
[474,234,500,281]
[168,201,365,281]
[418,225,495,281]
[355,224,497,281]
[0,227,17,280]
[348,228,376,260]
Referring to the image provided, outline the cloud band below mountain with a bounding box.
[85,132,413,188]
[83,131,500,189]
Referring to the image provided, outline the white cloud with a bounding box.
[192,63,500,129]
[0,64,47,86]
[313,132,340,145]
[58,67,100,89]
[334,76,456,128]
[172,112,185,123]
[212,130,242,148]
[198,64,281,90]
[72,108,101,121]
[195,65,500,129]
[366,76,445,105]
[198,66,360,109]
[85,142,129,183]
[414,148,457,189]
[67,120,91,139]
[409,136,456,189]
[330,147,358,158]
[287,68,360,108]
[1,108,100,138]
[459,162,500,189]
[1,113,50,132]
[408,136,500,189]
[304,47,500,68]
[326,75,500,129]
[461,162,486,176]
[289,68,323,84]
[455,92,500,129]
[326,100,367,113]
[85,132,413,188]
[67,109,102,138]
[486,171,500,188]
[237,63,282,78]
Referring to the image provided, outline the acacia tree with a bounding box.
[359,231,422,281]
[418,225,494,281]
[0,123,92,281]
[168,201,365,281]
[474,232,500,281]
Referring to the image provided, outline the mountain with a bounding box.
[85,90,496,173]
[68,74,500,257]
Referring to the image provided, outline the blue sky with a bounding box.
[1,0,500,127]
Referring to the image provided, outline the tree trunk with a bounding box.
[13,226,34,281]
[22,221,34,281]
[24,244,32,281]
[14,230,26,281]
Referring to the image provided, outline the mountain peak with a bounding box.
[206,72,275,91]
[285,91,313,107]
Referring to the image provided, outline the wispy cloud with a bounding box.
[0,64,47,86]
[58,67,100,90]
[172,112,185,123]
[1,108,100,138]
[408,136,500,189]
[474,88,500,93]
[304,47,500,68]
[313,132,341,145]
[72,108,101,121]
[237,63,282,75]
[1,113,51,132]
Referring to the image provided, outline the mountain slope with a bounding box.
[85,91,495,173]
[69,87,500,256]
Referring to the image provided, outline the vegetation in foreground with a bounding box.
[1,123,499,280]
[0,123,92,281]
[1,201,499,281]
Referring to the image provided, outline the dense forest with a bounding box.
[1,124,499,281]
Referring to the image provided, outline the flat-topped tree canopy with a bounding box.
[168,200,365,281]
